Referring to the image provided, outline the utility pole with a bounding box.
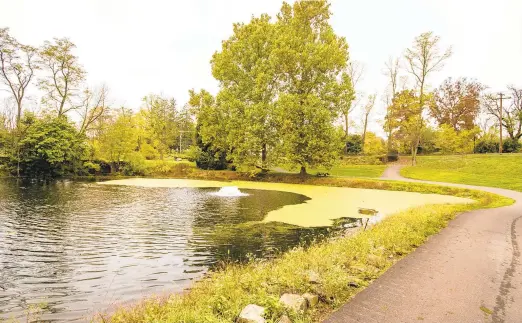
[492,93,511,154]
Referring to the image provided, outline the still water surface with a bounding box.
[0,180,335,322]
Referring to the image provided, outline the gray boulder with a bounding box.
[302,293,319,308]
[306,270,321,284]
[280,293,307,314]
[238,304,266,323]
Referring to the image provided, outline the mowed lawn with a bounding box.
[401,154,522,191]
[309,164,387,178]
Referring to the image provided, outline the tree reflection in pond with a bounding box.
[0,180,338,322]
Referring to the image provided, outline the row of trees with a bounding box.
[385,78,522,158]
[192,3,521,171]
[1,0,521,177]
[380,33,521,163]
[0,27,195,177]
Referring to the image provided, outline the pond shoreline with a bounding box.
[100,178,474,228]
[100,177,513,322]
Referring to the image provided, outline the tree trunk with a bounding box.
[343,113,349,154]
[110,162,118,174]
[16,100,22,130]
[299,166,307,176]
[361,115,369,154]
[344,113,349,137]
[261,143,267,171]
[387,131,392,154]
[386,115,393,154]
[16,146,20,178]
[411,136,420,166]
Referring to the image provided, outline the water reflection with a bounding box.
[0,180,333,322]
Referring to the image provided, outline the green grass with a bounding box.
[135,160,386,179]
[401,154,522,192]
[99,179,513,323]
[309,164,386,178]
[273,164,387,178]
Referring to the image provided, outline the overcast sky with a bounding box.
[1,0,521,134]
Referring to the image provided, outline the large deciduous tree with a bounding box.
[188,89,229,153]
[386,90,430,157]
[211,14,279,171]
[97,108,139,173]
[404,32,452,164]
[142,94,179,160]
[339,61,361,137]
[383,56,400,153]
[273,0,349,175]
[78,84,109,135]
[434,124,479,154]
[15,116,84,178]
[429,78,483,131]
[39,38,86,117]
[0,28,39,129]
[483,86,522,141]
[188,89,229,170]
[361,94,376,153]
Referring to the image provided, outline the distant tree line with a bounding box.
[0,28,195,178]
[1,0,520,178]
[381,33,521,163]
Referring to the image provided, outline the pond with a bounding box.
[0,179,339,322]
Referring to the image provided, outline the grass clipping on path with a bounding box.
[103,185,512,323]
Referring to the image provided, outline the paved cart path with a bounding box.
[324,165,522,323]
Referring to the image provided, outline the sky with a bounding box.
[1,0,521,135]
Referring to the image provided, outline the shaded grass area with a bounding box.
[101,182,512,323]
[401,154,522,192]
[273,163,387,178]
[141,159,386,179]
[307,164,386,178]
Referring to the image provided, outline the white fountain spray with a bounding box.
[210,186,249,197]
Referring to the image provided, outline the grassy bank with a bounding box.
[101,181,512,323]
[139,159,387,179]
[401,154,522,192]
[306,164,386,178]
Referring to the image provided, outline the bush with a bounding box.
[386,149,399,162]
[341,155,384,165]
[121,152,147,175]
[12,116,84,178]
[474,139,498,153]
[474,138,521,154]
[185,146,201,162]
[503,138,521,153]
[345,134,362,154]
[196,150,228,170]
[83,161,101,175]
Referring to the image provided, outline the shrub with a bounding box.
[474,139,498,153]
[474,138,521,153]
[345,134,362,154]
[503,138,521,153]
[386,149,399,162]
[196,149,228,170]
[122,152,147,175]
[185,146,201,162]
[83,161,101,175]
[12,116,84,178]
[341,155,384,165]
[433,125,478,154]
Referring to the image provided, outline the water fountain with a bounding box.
[211,186,249,197]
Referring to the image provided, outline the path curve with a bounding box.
[324,165,522,323]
